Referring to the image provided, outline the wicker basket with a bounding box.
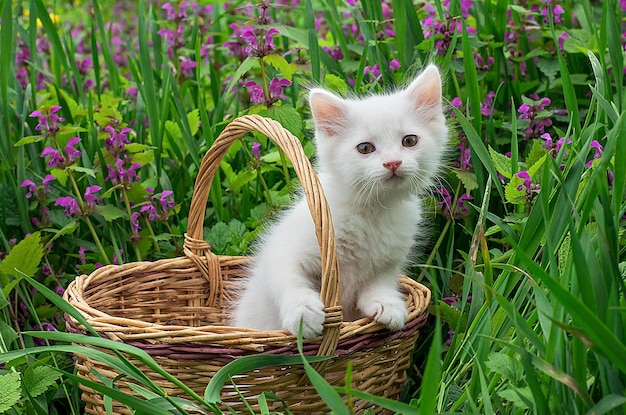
[64,115,431,414]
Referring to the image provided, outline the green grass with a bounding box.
[0,0,625,414]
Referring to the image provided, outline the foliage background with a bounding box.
[0,0,625,413]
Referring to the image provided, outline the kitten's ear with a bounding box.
[405,64,443,116]
[309,89,348,137]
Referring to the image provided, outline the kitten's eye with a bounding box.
[402,134,419,147]
[356,142,376,154]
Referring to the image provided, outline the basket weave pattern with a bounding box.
[64,115,431,414]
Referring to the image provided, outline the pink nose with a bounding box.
[383,160,402,173]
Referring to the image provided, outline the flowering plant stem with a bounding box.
[121,187,142,261]
[67,171,111,264]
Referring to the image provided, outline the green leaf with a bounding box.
[258,105,303,138]
[0,321,18,348]
[93,205,127,221]
[497,387,534,410]
[204,354,332,404]
[505,175,526,205]
[228,169,257,193]
[263,54,297,81]
[14,135,46,146]
[454,169,479,191]
[46,220,79,244]
[436,301,467,332]
[0,232,43,282]
[489,146,513,179]
[585,394,626,415]
[164,119,182,141]
[23,365,62,398]
[0,372,21,412]
[526,141,548,174]
[206,222,231,254]
[126,143,153,153]
[187,109,200,136]
[296,326,349,415]
[68,165,97,178]
[131,150,154,166]
[485,352,523,384]
[50,168,68,186]
[225,56,256,95]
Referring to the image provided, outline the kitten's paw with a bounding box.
[363,299,408,331]
[282,295,326,339]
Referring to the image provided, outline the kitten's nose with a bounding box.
[383,160,402,173]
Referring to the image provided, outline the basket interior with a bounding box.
[82,256,249,327]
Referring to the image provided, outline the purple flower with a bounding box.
[480,91,496,117]
[41,147,65,168]
[162,1,191,20]
[42,174,55,190]
[241,26,279,57]
[453,136,472,171]
[22,180,37,198]
[438,188,473,218]
[113,249,124,265]
[103,126,132,157]
[558,32,570,54]
[517,96,553,140]
[389,59,401,71]
[78,246,87,264]
[179,56,197,78]
[364,64,381,81]
[455,193,474,216]
[244,81,265,104]
[516,171,540,202]
[131,211,142,241]
[159,190,175,212]
[106,159,142,187]
[55,285,65,296]
[140,204,159,221]
[84,185,102,209]
[268,78,291,101]
[65,137,82,164]
[541,133,571,157]
[518,103,532,118]
[245,78,291,106]
[30,105,65,137]
[322,46,344,61]
[252,142,262,159]
[55,196,80,216]
[450,97,463,111]
[586,140,603,167]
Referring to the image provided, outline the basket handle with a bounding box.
[185,115,342,353]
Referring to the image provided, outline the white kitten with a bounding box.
[232,64,448,338]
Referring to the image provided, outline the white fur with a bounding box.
[232,65,449,338]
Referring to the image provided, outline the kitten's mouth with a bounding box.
[385,173,405,183]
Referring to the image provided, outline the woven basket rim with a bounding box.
[64,255,431,349]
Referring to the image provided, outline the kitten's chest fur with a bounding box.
[318,193,422,318]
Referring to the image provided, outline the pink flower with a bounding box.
[55,196,80,216]
[30,105,65,137]
[65,137,82,164]
[268,78,291,101]
[389,59,401,71]
[41,147,65,168]
[158,190,175,211]
[21,180,37,198]
[245,81,265,104]
[252,142,262,159]
[84,185,102,209]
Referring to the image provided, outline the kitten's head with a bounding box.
[309,64,449,205]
